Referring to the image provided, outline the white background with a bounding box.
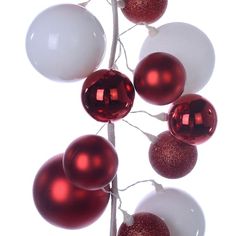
[0,0,234,235]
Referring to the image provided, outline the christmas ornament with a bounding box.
[149,131,197,178]
[136,188,205,236]
[134,52,186,105]
[140,22,215,93]
[63,135,118,190]
[33,154,110,229]
[118,212,170,236]
[168,94,217,145]
[26,4,106,81]
[121,0,168,24]
[81,69,135,122]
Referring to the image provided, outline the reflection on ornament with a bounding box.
[63,135,118,190]
[33,154,110,229]
[82,69,135,122]
[134,52,186,105]
[136,188,205,236]
[26,4,106,81]
[140,22,215,93]
[168,94,217,145]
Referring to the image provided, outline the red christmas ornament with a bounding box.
[121,0,168,24]
[134,52,186,105]
[33,154,110,229]
[118,212,170,236]
[149,131,198,179]
[81,69,135,122]
[63,135,118,190]
[168,94,217,145]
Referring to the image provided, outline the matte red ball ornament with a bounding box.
[33,154,110,229]
[149,131,198,179]
[118,212,170,236]
[82,69,135,122]
[63,135,118,190]
[134,52,186,105]
[121,0,168,24]
[168,94,217,145]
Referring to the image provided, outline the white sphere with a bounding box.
[136,188,205,236]
[140,22,215,93]
[26,4,106,81]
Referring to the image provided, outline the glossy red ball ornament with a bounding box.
[82,69,135,122]
[118,212,170,236]
[63,135,118,190]
[149,131,198,179]
[168,94,217,145]
[33,154,110,229]
[121,0,168,24]
[134,52,186,105]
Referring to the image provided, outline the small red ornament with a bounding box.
[118,212,170,236]
[121,0,168,24]
[63,135,118,190]
[33,154,110,229]
[134,52,186,105]
[149,131,198,179]
[168,94,217,145]
[81,69,135,122]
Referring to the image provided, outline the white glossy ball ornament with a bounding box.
[136,188,205,236]
[26,4,106,81]
[140,22,215,93]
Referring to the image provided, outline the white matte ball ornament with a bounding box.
[140,22,215,93]
[136,188,205,236]
[26,4,106,81]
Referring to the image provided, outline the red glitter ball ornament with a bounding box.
[63,135,118,190]
[121,0,168,24]
[118,212,170,236]
[33,154,110,229]
[149,131,198,179]
[134,52,186,105]
[82,69,135,122]
[168,94,217,145]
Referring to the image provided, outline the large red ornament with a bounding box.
[33,154,110,229]
[81,69,135,122]
[134,52,186,105]
[63,135,118,190]
[149,131,198,179]
[118,212,170,236]
[168,94,217,145]
[121,0,168,24]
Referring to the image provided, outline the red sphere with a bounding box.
[33,154,110,229]
[63,135,118,190]
[149,131,198,179]
[118,212,170,236]
[82,69,135,122]
[168,94,217,145]
[121,0,168,24]
[134,52,186,105]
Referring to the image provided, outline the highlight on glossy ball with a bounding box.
[121,0,168,24]
[140,22,215,93]
[118,212,170,236]
[168,94,217,145]
[26,4,106,81]
[63,135,118,190]
[136,188,205,236]
[134,52,186,105]
[81,69,135,122]
[149,131,197,179]
[33,154,110,229]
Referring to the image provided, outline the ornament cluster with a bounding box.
[27,0,217,235]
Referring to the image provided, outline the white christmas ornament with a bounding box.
[140,22,215,93]
[26,4,106,81]
[136,188,205,236]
